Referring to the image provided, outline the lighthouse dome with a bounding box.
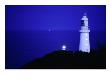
[81,13,88,20]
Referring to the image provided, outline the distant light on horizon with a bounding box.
[48,29,51,32]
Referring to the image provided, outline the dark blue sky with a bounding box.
[6,5,106,31]
[5,5,106,68]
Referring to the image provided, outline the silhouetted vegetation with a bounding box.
[22,46,106,69]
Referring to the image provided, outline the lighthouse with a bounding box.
[79,13,90,53]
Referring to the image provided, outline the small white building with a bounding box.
[62,45,66,50]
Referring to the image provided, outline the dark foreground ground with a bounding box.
[22,46,106,69]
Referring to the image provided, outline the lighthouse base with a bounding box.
[79,32,90,53]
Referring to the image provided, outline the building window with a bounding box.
[81,20,84,26]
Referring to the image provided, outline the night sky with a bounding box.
[5,5,106,68]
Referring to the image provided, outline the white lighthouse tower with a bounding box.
[79,13,90,53]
